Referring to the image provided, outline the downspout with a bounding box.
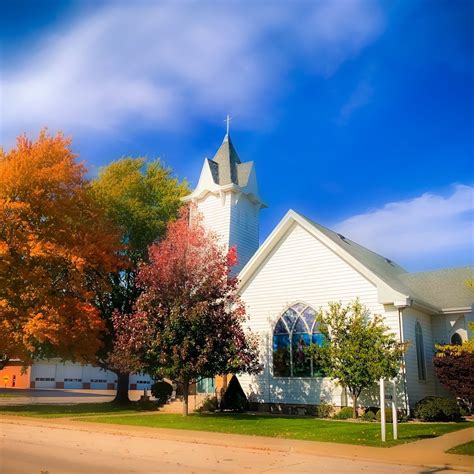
[397,307,410,416]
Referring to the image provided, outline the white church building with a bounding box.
[184,132,473,411]
[6,132,472,412]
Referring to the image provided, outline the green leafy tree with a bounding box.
[91,157,188,403]
[307,300,406,418]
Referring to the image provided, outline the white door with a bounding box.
[57,364,83,389]
[31,364,56,388]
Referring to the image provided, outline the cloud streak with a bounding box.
[334,184,474,269]
[1,1,383,144]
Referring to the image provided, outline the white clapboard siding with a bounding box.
[239,222,393,406]
[229,194,259,274]
[196,193,231,246]
[401,307,437,405]
[196,192,260,274]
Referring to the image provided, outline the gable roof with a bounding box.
[239,210,473,312]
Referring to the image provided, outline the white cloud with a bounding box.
[334,184,474,267]
[1,1,383,144]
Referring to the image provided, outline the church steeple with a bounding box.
[182,132,266,274]
[211,134,241,185]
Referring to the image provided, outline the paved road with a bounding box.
[0,423,463,474]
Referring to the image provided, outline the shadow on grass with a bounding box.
[0,401,159,418]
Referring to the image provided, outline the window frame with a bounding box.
[415,321,426,381]
[272,303,324,378]
[450,332,463,345]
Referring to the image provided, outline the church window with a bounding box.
[450,332,463,345]
[415,321,426,381]
[272,304,324,377]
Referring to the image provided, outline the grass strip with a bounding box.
[78,412,472,447]
[446,440,474,456]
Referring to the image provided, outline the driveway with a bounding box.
[0,388,148,405]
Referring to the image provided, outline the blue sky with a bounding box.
[1,0,473,271]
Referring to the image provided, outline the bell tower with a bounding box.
[182,133,266,274]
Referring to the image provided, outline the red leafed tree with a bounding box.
[433,326,474,412]
[111,207,260,415]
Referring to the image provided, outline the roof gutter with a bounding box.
[438,306,473,315]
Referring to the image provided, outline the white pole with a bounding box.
[392,379,398,440]
[380,378,386,442]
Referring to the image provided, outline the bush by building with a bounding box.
[414,397,462,422]
[151,381,173,405]
[333,406,353,420]
[222,375,249,412]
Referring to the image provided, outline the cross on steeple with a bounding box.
[224,114,232,136]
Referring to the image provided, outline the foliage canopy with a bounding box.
[110,208,260,415]
[91,157,188,402]
[0,131,123,365]
[307,300,406,418]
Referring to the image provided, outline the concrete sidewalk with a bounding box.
[1,415,473,472]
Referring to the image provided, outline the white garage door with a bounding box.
[31,364,56,388]
[57,364,83,389]
[135,380,152,390]
[64,379,83,389]
[90,379,108,390]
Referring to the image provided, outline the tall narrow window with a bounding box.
[272,303,324,377]
[415,321,426,381]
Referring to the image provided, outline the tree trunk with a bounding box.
[182,378,189,416]
[352,393,358,419]
[114,372,130,404]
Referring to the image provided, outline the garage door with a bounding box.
[135,381,152,390]
[34,377,56,388]
[31,364,56,388]
[64,379,83,389]
[90,379,108,390]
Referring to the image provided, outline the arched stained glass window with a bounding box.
[272,304,324,377]
[415,321,426,381]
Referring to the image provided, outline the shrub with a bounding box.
[376,408,394,423]
[222,375,249,412]
[197,395,218,413]
[361,410,376,422]
[315,402,333,418]
[151,381,173,405]
[414,397,462,422]
[433,342,474,410]
[333,406,353,420]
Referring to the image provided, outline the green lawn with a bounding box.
[0,393,21,398]
[79,412,472,447]
[0,401,158,418]
[1,403,471,447]
[447,440,474,456]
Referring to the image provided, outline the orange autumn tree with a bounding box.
[0,131,123,367]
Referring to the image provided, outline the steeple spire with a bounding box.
[224,114,232,141]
